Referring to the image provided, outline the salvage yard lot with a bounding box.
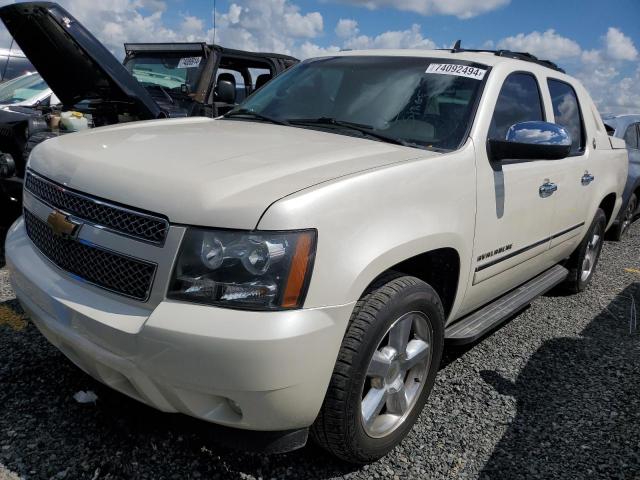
[0,224,639,480]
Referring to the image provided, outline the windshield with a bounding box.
[0,72,48,105]
[232,56,488,151]
[124,53,206,93]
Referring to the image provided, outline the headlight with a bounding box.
[168,228,316,310]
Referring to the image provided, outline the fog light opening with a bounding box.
[227,398,243,417]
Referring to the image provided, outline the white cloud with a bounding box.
[180,15,204,36]
[604,27,638,61]
[0,0,636,115]
[335,18,359,39]
[496,29,581,60]
[50,0,191,56]
[493,27,639,114]
[297,41,341,58]
[344,24,436,50]
[284,11,323,38]
[212,1,325,56]
[335,0,510,19]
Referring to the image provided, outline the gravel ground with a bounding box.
[0,222,639,480]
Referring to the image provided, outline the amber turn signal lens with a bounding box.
[282,232,315,308]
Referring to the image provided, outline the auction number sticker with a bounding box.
[426,63,487,80]
[177,56,202,69]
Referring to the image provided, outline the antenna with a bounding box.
[451,39,461,52]
[212,0,216,45]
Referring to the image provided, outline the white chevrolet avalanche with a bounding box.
[5,49,628,463]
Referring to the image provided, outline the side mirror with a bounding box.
[488,121,572,162]
[0,153,16,179]
[215,80,236,104]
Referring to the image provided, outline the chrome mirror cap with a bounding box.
[506,121,572,146]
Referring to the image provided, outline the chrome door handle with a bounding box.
[581,173,595,186]
[539,182,558,198]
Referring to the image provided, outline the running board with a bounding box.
[445,265,569,345]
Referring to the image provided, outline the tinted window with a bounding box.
[548,79,585,155]
[623,123,639,149]
[489,73,544,140]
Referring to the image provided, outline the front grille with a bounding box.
[24,209,157,301]
[25,170,169,244]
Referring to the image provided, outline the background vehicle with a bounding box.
[0,47,35,82]
[0,2,297,225]
[0,72,55,107]
[0,72,58,223]
[5,48,627,464]
[602,114,640,239]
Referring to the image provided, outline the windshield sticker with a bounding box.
[177,56,202,69]
[426,63,486,80]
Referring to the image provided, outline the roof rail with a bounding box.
[446,39,565,73]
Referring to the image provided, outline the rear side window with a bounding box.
[489,72,544,140]
[547,79,585,155]
[623,123,639,149]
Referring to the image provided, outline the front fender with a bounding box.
[257,142,477,318]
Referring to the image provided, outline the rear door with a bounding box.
[545,78,592,251]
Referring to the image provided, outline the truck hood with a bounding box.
[28,118,432,229]
[0,2,161,119]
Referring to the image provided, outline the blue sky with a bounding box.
[1,0,638,112]
[159,0,640,54]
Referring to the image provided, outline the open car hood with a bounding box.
[0,2,161,120]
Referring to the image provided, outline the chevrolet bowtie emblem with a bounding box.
[47,210,81,239]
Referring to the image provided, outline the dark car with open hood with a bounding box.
[0,1,298,224]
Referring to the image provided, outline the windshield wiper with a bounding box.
[287,117,418,148]
[224,109,290,126]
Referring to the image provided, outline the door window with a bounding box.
[623,123,639,149]
[489,72,544,140]
[547,79,585,155]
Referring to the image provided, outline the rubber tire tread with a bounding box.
[310,274,444,463]
[562,208,606,294]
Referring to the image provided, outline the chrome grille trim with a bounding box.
[24,169,169,245]
[24,209,157,301]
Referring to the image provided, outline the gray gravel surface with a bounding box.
[0,222,639,479]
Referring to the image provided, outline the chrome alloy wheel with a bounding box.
[360,311,433,438]
[581,222,603,282]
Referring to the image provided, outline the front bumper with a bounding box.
[6,218,354,431]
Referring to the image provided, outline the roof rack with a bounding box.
[444,40,565,73]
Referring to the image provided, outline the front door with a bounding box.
[461,71,561,315]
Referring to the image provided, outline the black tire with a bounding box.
[311,275,445,463]
[608,193,637,241]
[561,208,606,293]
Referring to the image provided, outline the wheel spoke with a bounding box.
[367,350,392,378]
[402,339,430,370]
[386,386,409,415]
[389,315,413,353]
[361,387,387,426]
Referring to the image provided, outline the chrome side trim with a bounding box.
[475,222,585,272]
